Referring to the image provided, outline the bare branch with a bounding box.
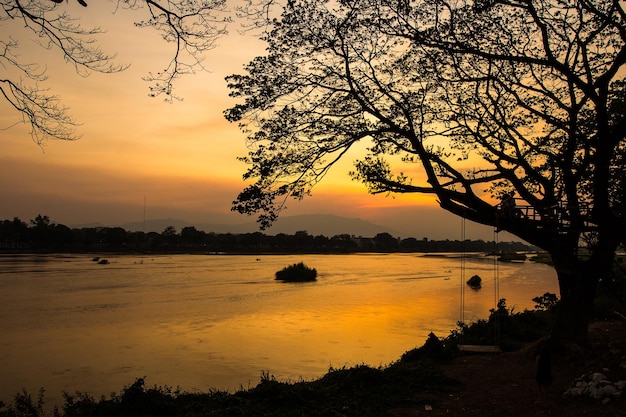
[125,0,230,101]
[1,0,234,142]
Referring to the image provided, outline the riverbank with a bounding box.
[3,320,624,417]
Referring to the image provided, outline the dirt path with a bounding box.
[386,320,626,417]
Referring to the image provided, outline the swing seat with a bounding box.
[458,344,501,353]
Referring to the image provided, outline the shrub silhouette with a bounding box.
[275,262,317,282]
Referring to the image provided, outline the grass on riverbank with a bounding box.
[1,354,453,417]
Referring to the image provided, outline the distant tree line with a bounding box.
[0,215,534,254]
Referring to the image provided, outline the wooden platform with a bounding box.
[458,345,501,353]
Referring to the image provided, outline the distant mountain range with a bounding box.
[73,214,402,238]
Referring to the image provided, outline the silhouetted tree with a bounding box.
[3,217,28,238]
[126,231,148,250]
[330,234,358,252]
[28,214,53,246]
[374,232,399,252]
[100,227,129,248]
[313,234,330,250]
[51,223,73,247]
[215,232,238,251]
[226,0,626,345]
[162,226,177,237]
[161,226,178,247]
[180,226,206,247]
[400,237,420,252]
[30,214,51,229]
[71,227,98,248]
[238,231,268,250]
[0,217,29,247]
[293,230,315,250]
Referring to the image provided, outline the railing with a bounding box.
[497,200,596,232]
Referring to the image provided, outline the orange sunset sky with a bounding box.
[0,1,506,240]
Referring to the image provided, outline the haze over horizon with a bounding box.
[1,2,504,242]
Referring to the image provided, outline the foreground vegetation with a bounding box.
[1,290,592,417]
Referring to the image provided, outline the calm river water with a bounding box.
[0,253,558,405]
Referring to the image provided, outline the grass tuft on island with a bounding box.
[275,262,317,282]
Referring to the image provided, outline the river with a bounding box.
[0,252,557,406]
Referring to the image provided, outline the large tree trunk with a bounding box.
[550,252,596,346]
[549,243,618,346]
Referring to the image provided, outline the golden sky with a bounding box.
[0,2,502,240]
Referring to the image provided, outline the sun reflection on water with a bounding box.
[0,253,557,405]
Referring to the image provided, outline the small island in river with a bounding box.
[275,262,317,282]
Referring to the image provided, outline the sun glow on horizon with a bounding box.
[1,3,489,239]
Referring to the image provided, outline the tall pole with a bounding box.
[143,196,146,233]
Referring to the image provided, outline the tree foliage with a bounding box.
[225,0,626,247]
[1,0,229,144]
[226,0,626,343]
[227,0,625,244]
[0,215,532,253]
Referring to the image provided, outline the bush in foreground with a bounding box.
[0,362,452,417]
[445,296,560,351]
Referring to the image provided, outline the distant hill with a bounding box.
[111,214,401,238]
[264,214,401,237]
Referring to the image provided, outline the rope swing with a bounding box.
[458,215,502,353]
